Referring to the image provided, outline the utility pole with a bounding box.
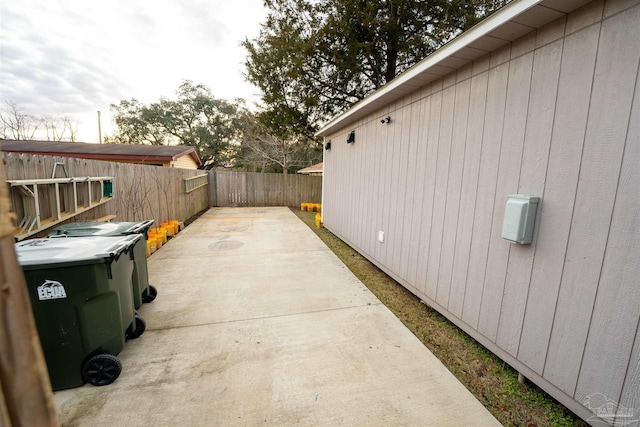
[97,111,103,144]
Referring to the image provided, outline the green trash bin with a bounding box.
[15,235,144,390]
[48,220,157,309]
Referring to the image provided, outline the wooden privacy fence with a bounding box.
[2,153,323,239]
[2,152,209,236]
[209,170,322,207]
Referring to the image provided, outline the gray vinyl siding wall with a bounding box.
[321,0,640,423]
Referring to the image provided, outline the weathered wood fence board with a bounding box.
[2,153,209,234]
[1,160,60,427]
[209,171,322,207]
[2,154,323,238]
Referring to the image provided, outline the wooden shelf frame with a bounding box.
[184,174,208,193]
[6,176,114,240]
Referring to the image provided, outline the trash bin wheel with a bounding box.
[142,285,158,303]
[127,313,146,340]
[82,354,122,386]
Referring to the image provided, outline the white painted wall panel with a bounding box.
[462,62,509,329]
[398,101,423,281]
[449,71,489,319]
[543,6,640,396]
[517,23,600,375]
[437,78,471,309]
[391,107,411,274]
[362,116,378,256]
[425,85,455,300]
[320,1,640,423]
[379,113,396,266]
[372,121,388,262]
[497,38,563,356]
[618,324,640,425]
[478,50,532,342]
[407,95,432,286]
[415,89,442,294]
[574,21,640,404]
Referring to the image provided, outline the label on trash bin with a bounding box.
[37,280,67,300]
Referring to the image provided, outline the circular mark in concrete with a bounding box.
[208,240,243,251]
[220,225,248,232]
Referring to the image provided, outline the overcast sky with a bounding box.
[0,0,268,142]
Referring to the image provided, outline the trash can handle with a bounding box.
[127,220,154,234]
[98,235,141,257]
[96,246,127,259]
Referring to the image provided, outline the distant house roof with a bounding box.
[0,139,202,167]
[297,162,323,175]
[317,0,592,137]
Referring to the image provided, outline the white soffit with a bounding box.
[316,0,591,137]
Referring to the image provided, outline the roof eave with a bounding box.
[21,152,174,162]
[188,149,203,166]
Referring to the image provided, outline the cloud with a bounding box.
[0,30,129,115]
[0,0,267,141]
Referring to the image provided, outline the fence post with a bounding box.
[0,160,60,427]
[208,171,217,207]
[282,173,287,206]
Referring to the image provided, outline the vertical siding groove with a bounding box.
[389,110,404,268]
[399,99,423,280]
[454,70,489,319]
[407,95,432,286]
[472,57,511,333]
[438,78,471,310]
[460,66,490,324]
[445,79,472,312]
[374,122,387,261]
[478,117,508,337]
[427,84,454,301]
[617,316,640,424]
[417,85,442,295]
[396,107,412,279]
[364,120,376,256]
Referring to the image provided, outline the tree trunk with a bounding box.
[0,161,59,427]
[384,1,400,84]
[282,138,288,175]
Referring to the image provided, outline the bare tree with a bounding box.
[119,166,155,222]
[239,112,321,174]
[0,101,78,142]
[41,115,78,142]
[0,101,40,140]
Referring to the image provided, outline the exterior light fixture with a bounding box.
[380,116,391,124]
[347,131,355,144]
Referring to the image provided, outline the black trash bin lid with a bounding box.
[15,235,140,270]
[48,220,154,237]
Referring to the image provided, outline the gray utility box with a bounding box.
[502,195,539,244]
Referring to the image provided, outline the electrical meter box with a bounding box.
[501,195,539,244]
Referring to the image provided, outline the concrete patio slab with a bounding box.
[54,207,500,426]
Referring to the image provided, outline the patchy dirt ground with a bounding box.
[293,209,587,427]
